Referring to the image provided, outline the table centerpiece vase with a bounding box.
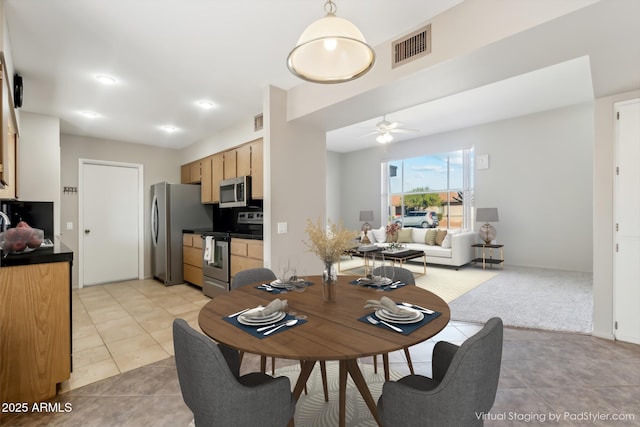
[305,218,357,303]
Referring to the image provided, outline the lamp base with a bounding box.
[479,223,496,245]
[361,222,372,244]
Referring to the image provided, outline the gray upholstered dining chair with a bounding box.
[371,265,416,379]
[231,268,278,374]
[173,319,296,427]
[232,267,329,402]
[377,317,504,427]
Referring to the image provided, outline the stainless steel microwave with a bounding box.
[219,176,251,208]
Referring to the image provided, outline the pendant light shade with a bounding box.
[287,1,375,84]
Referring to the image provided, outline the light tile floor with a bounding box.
[62,279,211,392]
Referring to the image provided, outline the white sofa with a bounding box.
[364,227,477,269]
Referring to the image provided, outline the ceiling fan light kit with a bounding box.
[287,0,375,84]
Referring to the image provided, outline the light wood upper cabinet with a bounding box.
[223,149,237,180]
[180,164,190,184]
[181,160,202,184]
[249,139,263,199]
[200,156,213,203]
[236,144,251,177]
[212,153,224,203]
[0,62,18,199]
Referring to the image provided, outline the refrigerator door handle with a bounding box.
[151,194,159,247]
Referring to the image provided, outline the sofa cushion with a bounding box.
[372,227,386,243]
[425,229,437,246]
[411,228,428,244]
[435,229,447,246]
[397,228,412,243]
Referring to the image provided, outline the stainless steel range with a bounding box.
[201,232,231,298]
[201,210,263,298]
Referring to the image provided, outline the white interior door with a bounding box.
[613,99,640,344]
[81,161,142,286]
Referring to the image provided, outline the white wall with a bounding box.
[592,89,640,340]
[16,112,60,236]
[334,102,594,273]
[60,134,179,287]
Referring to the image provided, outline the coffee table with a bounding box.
[374,249,427,276]
[339,245,382,275]
[198,275,450,427]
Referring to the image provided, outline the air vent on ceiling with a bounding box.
[392,24,431,68]
[254,113,263,131]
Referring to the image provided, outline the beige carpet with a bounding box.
[337,257,498,303]
[276,361,403,427]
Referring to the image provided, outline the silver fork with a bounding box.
[366,315,403,333]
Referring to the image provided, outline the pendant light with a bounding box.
[287,0,375,84]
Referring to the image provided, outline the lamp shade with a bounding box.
[476,208,499,223]
[359,210,374,222]
[287,8,375,83]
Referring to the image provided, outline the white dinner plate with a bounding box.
[376,309,424,324]
[379,307,420,321]
[270,280,291,289]
[238,311,286,326]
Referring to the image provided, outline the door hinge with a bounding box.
[616,166,619,175]
[616,223,619,232]
[617,111,620,120]
[616,243,619,252]
[615,321,618,330]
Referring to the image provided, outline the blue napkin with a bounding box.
[358,310,441,335]
[224,313,307,339]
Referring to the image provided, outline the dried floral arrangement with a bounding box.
[304,218,358,265]
[385,222,400,237]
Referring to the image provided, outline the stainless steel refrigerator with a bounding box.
[151,182,212,285]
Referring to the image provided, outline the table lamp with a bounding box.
[359,210,374,243]
[476,208,499,245]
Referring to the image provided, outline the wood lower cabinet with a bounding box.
[183,233,203,287]
[230,238,263,279]
[0,261,71,403]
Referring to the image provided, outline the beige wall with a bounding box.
[60,134,180,287]
[264,86,327,275]
[592,89,640,340]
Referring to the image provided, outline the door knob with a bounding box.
[84,229,91,234]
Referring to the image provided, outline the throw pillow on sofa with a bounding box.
[372,227,386,243]
[441,229,460,248]
[397,228,412,243]
[435,229,447,246]
[425,229,437,246]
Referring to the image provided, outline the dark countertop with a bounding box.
[183,228,263,241]
[182,227,214,234]
[1,239,74,267]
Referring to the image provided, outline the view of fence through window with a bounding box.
[383,149,474,230]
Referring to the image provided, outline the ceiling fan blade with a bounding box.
[357,130,380,138]
[390,128,419,134]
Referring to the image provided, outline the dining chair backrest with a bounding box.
[231,268,276,290]
[173,318,295,427]
[372,266,415,285]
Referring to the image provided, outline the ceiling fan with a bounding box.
[360,115,418,143]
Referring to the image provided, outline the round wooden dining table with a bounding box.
[198,275,450,427]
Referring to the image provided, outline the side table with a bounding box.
[471,244,504,269]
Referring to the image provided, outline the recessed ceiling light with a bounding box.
[160,125,179,133]
[80,111,100,119]
[95,74,117,85]
[196,100,216,110]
